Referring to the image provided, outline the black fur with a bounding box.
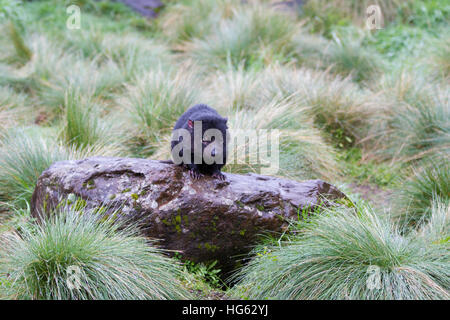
[171,104,228,180]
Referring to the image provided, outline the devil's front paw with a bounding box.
[189,169,204,180]
[212,171,226,181]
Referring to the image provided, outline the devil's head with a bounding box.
[186,115,228,165]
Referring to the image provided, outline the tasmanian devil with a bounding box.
[171,104,228,180]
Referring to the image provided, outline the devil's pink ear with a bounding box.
[188,119,194,128]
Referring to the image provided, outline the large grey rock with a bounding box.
[31,157,347,270]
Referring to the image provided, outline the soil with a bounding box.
[349,183,394,210]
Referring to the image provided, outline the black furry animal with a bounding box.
[171,104,228,180]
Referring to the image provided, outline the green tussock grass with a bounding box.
[5,21,32,65]
[0,85,29,129]
[60,88,125,154]
[0,207,192,300]
[0,128,116,208]
[258,65,385,149]
[1,35,126,116]
[187,2,299,70]
[396,158,450,227]
[0,0,30,65]
[416,200,449,245]
[230,201,449,300]
[121,67,199,155]
[292,32,385,83]
[202,63,261,111]
[370,71,450,162]
[227,97,337,179]
[324,40,384,83]
[429,36,450,79]
[62,30,171,80]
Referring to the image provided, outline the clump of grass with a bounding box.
[5,21,32,66]
[0,85,29,130]
[60,27,107,59]
[1,35,125,116]
[203,63,261,111]
[36,56,124,112]
[0,0,31,66]
[99,33,171,81]
[396,158,450,227]
[389,94,449,162]
[62,89,101,149]
[6,35,76,92]
[60,88,124,154]
[229,97,338,179]
[260,65,385,149]
[416,200,449,244]
[324,40,384,83]
[63,30,171,80]
[121,67,199,155]
[371,72,449,162]
[292,33,330,68]
[0,127,110,208]
[230,203,449,300]
[158,0,236,45]
[429,36,450,79]
[374,69,434,109]
[300,1,350,37]
[0,207,192,300]
[292,32,384,83]
[188,3,299,69]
